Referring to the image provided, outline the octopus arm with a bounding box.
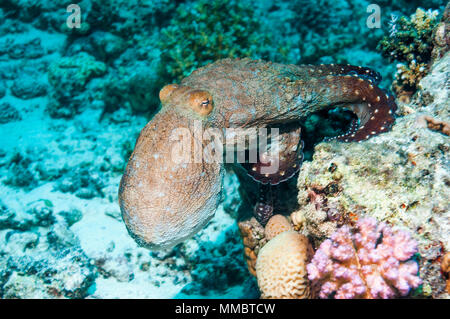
[304,64,382,85]
[317,75,397,142]
[242,127,304,185]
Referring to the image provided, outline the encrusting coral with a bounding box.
[256,230,311,299]
[307,218,422,299]
[417,115,450,136]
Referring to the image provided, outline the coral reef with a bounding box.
[296,52,450,298]
[378,8,441,98]
[79,0,176,38]
[0,0,448,300]
[47,53,106,118]
[100,62,161,116]
[179,224,253,297]
[0,102,21,124]
[0,199,97,298]
[11,73,47,99]
[287,0,445,68]
[4,152,38,189]
[55,167,105,199]
[288,0,354,64]
[256,230,311,299]
[125,67,161,114]
[157,0,286,82]
[48,52,106,89]
[307,218,422,299]
[0,80,5,98]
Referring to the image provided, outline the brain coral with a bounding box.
[264,214,292,241]
[256,230,311,299]
[307,217,422,299]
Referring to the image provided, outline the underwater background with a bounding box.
[0,0,448,299]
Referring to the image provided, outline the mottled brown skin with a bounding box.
[182,58,393,135]
[119,58,397,249]
[119,110,223,249]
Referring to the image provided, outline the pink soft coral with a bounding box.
[307,217,422,299]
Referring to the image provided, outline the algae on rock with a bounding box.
[47,53,106,118]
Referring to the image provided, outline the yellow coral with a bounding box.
[412,8,439,31]
[256,231,310,299]
[393,61,428,97]
[264,214,292,240]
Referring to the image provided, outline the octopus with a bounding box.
[118,58,397,249]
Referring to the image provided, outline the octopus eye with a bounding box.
[188,90,214,116]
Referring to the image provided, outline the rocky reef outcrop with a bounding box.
[293,52,449,298]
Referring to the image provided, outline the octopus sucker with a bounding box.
[253,184,274,226]
[242,126,304,186]
[119,58,397,248]
[321,75,397,143]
